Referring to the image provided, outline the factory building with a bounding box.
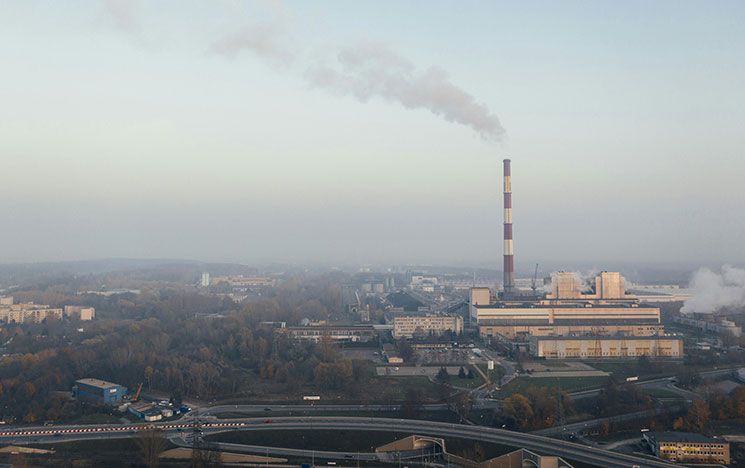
[277,325,376,343]
[674,316,742,337]
[643,432,730,465]
[72,378,127,406]
[529,336,683,359]
[393,315,464,339]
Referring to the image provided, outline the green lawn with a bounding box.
[497,376,609,397]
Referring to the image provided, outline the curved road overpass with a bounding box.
[0,416,673,468]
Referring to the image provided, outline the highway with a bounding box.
[532,405,685,436]
[192,403,450,417]
[0,416,675,467]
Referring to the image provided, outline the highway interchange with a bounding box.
[0,415,676,467]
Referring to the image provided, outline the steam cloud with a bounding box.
[208,26,505,139]
[681,265,745,315]
[101,0,138,32]
[209,24,295,66]
[306,43,505,139]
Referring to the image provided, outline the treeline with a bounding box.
[0,275,369,424]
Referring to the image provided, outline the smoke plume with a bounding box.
[681,265,745,314]
[209,26,504,139]
[306,43,505,139]
[209,24,296,66]
[101,0,139,32]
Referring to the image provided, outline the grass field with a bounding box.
[497,375,609,396]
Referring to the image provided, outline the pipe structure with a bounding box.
[503,159,514,296]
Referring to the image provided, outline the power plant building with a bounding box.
[473,272,664,339]
[529,336,683,359]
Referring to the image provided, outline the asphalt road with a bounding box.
[0,416,675,468]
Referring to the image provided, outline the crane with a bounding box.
[131,382,143,402]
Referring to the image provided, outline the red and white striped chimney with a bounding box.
[503,158,515,295]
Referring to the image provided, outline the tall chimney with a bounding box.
[503,158,514,296]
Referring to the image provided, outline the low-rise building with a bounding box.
[529,336,684,359]
[674,316,742,338]
[643,431,730,465]
[72,378,127,405]
[128,402,164,422]
[277,325,376,343]
[393,315,463,339]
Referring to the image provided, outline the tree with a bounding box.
[458,367,466,379]
[467,368,475,379]
[636,354,653,374]
[673,416,685,430]
[401,388,423,418]
[685,400,711,432]
[599,419,611,437]
[435,367,450,384]
[502,393,534,430]
[135,427,166,468]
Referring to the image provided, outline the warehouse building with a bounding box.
[393,315,463,339]
[72,378,127,405]
[529,336,683,359]
[643,432,730,465]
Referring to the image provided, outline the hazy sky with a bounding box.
[1,1,744,268]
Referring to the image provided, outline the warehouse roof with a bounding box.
[75,378,122,389]
[532,335,679,341]
[646,431,724,444]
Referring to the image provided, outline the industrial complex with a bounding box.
[466,160,683,359]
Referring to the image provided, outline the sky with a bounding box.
[1,1,744,269]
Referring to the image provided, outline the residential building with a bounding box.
[393,315,463,339]
[529,336,684,359]
[643,431,730,465]
[64,305,96,321]
[0,298,63,324]
[72,378,127,405]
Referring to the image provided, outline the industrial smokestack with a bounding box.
[503,158,515,296]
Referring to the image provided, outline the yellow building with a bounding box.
[529,336,683,359]
[393,315,464,339]
[644,432,730,465]
[0,303,63,324]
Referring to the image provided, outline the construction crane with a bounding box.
[131,382,143,402]
[530,263,539,292]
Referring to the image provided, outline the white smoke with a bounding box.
[101,0,139,32]
[681,265,745,315]
[306,43,505,140]
[208,26,505,139]
[209,24,296,67]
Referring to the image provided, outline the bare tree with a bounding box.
[135,427,167,468]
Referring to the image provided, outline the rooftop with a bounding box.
[646,431,724,444]
[75,378,122,389]
[533,335,678,341]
